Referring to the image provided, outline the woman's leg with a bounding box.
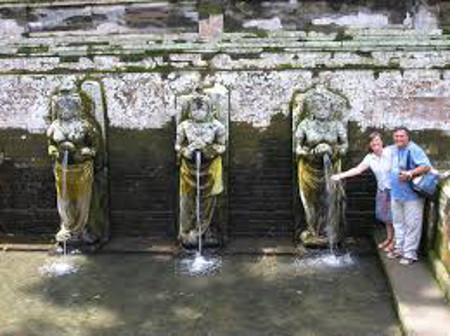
[384,222,395,251]
[377,190,394,249]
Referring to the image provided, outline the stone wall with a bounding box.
[0,1,450,257]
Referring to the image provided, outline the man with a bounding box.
[388,127,431,265]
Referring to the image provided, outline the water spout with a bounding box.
[323,153,336,254]
[62,149,69,198]
[196,150,202,256]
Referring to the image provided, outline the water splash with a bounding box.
[176,252,222,277]
[39,258,79,277]
[39,241,80,277]
[292,250,356,271]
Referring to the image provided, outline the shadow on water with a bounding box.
[0,241,402,336]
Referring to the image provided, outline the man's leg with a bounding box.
[392,199,406,255]
[403,198,425,260]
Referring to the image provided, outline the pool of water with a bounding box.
[0,249,401,336]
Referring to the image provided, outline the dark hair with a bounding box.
[393,126,410,138]
[367,131,382,153]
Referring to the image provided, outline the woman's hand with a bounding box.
[331,174,341,182]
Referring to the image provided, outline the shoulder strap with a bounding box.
[406,149,413,170]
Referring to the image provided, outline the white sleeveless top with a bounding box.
[361,146,392,191]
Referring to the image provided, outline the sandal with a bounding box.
[387,250,402,259]
[399,257,415,266]
[383,241,395,252]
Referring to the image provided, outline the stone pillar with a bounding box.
[437,179,450,272]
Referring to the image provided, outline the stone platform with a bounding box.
[377,241,450,336]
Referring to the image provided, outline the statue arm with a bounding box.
[212,122,226,155]
[175,122,194,159]
[46,123,59,159]
[295,123,310,157]
[80,123,99,159]
[175,122,187,153]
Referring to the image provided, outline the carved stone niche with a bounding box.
[292,85,349,248]
[47,78,110,253]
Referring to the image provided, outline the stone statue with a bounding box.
[293,87,348,247]
[47,82,108,252]
[175,92,227,248]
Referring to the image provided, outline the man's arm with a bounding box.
[399,145,432,181]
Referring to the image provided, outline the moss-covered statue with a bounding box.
[175,92,227,248]
[47,81,108,252]
[293,86,348,247]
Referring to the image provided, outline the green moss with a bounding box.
[59,55,81,63]
[427,250,450,302]
[262,46,285,53]
[276,64,296,71]
[119,53,146,63]
[443,29,450,35]
[387,58,401,68]
[254,30,270,38]
[334,30,353,42]
[201,52,220,61]
[67,41,109,47]
[16,45,49,55]
[228,52,261,60]
[198,1,223,19]
[355,51,373,58]
[433,64,450,70]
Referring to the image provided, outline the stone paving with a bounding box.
[378,246,450,336]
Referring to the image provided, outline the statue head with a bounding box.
[190,94,211,122]
[292,86,349,124]
[306,93,333,121]
[53,90,83,122]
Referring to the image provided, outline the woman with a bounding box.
[331,132,394,251]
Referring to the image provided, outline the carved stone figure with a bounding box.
[47,81,108,252]
[175,92,226,248]
[293,87,349,247]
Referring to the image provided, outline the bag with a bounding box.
[406,151,440,198]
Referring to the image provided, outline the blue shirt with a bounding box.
[390,142,431,202]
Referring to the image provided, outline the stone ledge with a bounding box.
[376,236,450,336]
[0,0,157,7]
